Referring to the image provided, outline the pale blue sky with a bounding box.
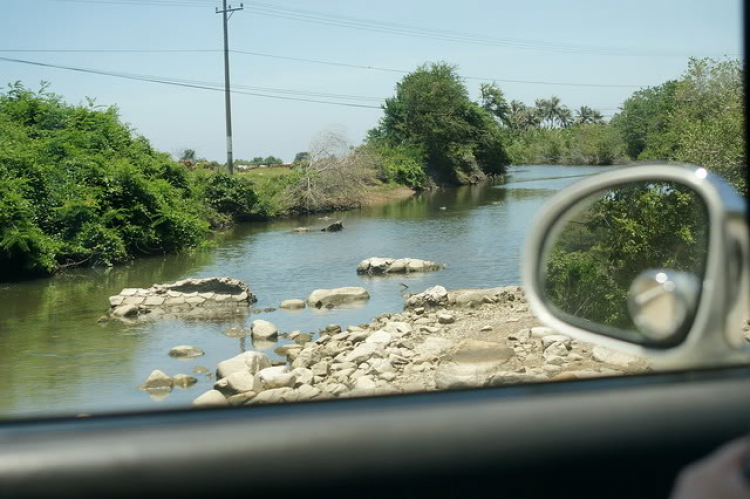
[0,0,743,162]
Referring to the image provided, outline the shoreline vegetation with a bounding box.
[1,57,743,281]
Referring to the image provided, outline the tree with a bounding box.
[479,83,510,126]
[293,151,310,163]
[558,106,573,128]
[263,155,283,165]
[370,62,510,184]
[284,131,378,212]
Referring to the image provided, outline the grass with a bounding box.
[237,166,294,181]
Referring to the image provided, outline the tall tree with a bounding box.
[479,83,510,126]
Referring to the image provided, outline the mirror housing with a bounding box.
[524,165,749,369]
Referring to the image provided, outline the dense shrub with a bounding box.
[0,83,264,279]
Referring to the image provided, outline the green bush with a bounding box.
[0,83,260,280]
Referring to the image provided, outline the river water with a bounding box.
[0,165,616,418]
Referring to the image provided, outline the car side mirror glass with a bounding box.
[540,180,709,346]
[524,165,750,368]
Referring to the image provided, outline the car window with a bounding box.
[0,0,744,418]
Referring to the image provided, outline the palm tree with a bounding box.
[575,106,594,125]
[558,106,573,128]
[535,98,551,128]
[508,100,528,130]
[591,109,605,124]
[548,96,562,127]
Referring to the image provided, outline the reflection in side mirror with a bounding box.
[541,180,709,346]
[627,270,701,341]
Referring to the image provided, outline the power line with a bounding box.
[23,0,739,58]
[0,48,651,88]
[239,2,737,58]
[0,56,383,109]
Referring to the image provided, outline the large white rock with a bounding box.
[253,366,296,392]
[541,334,573,349]
[346,342,384,365]
[251,387,298,404]
[214,370,256,395]
[592,346,640,367]
[434,339,515,390]
[216,351,271,379]
[365,330,393,345]
[192,389,228,407]
[307,287,370,308]
[251,319,279,341]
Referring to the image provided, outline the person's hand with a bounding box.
[671,436,750,499]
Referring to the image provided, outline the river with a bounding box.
[0,165,616,418]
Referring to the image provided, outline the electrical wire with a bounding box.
[0,48,650,89]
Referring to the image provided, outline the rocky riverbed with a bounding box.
[172,284,652,408]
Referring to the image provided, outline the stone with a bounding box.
[251,387,297,404]
[168,345,205,358]
[488,371,547,386]
[592,346,641,367]
[297,384,322,400]
[531,327,557,338]
[227,391,257,406]
[354,375,378,390]
[544,355,566,366]
[138,370,173,392]
[192,390,228,407]
[192,365,209,374]
[292,227,311,233]
[434,339,515,390]
[293,333,313,344]
[322,383,348,397]
[357,257,443,275]
[310,361,330,377]
[307,287,370,308]
[541,335,573,349]
[417,337,456,360]
[253,366,296,391]
[480,326,493,332]
[112,304,138,318]
[544,342,569,358]
[215,370,256,395]
[280,299,306,310]
[437,313,456,324]
[251,319,279,341]
[346,342,384,365]
[405,285,449,308]
[222,327,250,337]
[291,368,314,387]
[216,351,271,379]
[275,344,303,357]
[365,330,392,345]
[172,374,198,389]
[321,220,344,232]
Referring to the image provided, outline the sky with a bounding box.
[0,0,743,163]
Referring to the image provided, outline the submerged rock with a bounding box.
[107,277,257,322]
[280,299,306,310]
[173,374,198,389]
[307,287,370,308]
[251,319,279,341]
[138,370,173,392]
[321,220,343,232]
[168,345,205,358]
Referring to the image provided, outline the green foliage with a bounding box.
[613,57,744,192]
[0,83,264,280]
[545,183,709,330]
[506,125,625,166]
[367,143,427,189]
[369,62,510,184]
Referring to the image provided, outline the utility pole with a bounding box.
[216,0,243,175]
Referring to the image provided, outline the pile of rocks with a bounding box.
[188,284,650,408]
[108,277,257,322]
[356,257,444,275]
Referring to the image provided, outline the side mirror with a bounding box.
[523,165,749,369]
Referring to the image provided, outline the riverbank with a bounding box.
[186,285,651,407]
